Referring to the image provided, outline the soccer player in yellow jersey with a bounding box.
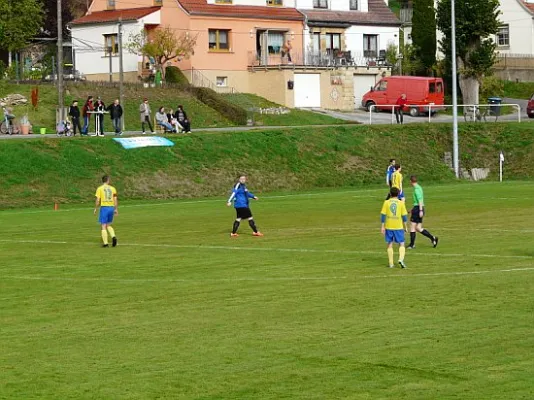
[381,187,408,268]
[94,175,118,247]
[391,164,405,201]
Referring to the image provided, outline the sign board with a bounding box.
[113,136,175,150]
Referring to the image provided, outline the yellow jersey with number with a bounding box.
[391,171,403,190]
[95,184,117,207]
[381,198,408,230]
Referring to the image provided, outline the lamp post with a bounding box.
[451,0,459,178]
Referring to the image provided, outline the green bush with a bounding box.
[190,87,247,125]
[480,75,504,101]
[165,66,189,86]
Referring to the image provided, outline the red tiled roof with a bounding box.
[71,6,161,25]
[523,1,534,13]
[178,0,303,21]
[300,0,400,26]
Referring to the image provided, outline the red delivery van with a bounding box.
[361,76,445,116]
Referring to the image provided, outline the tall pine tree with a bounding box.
[411,0,436,76]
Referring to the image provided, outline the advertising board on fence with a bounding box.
[113,136,175,149]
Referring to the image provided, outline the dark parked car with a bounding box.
[527,94,534,119]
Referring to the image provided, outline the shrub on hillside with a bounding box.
[190,87,247,125]
[480,75,504,101]
[165,66,189,86]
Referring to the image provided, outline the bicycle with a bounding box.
[463,105,500,122]
[1,108,21,134]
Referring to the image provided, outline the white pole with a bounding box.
[499,151,504,182]
[451,0,459,178]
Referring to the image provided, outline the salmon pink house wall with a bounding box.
[81,0,304,92]
[184,17,303,92]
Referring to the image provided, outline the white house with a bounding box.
[298,0,400,106]
[402,0,534,58]
[497,0,534,54]
[71,6,161,81]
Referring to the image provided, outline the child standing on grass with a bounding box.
[226,175,263,237]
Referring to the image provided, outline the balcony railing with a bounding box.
[400,8,413,24]
[248,50,390,68]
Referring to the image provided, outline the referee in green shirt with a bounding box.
[408,176,439,249]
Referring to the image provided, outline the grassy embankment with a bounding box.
[0,122,533,208]
[0,82,344,131]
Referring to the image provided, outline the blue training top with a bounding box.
[227,183,255,208]
[386,165,395,185]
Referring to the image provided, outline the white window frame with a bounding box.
[363,34,378,58]
[496,25,509,47]
[313,0,328,9]
[350,0,358,10]
[216,76,228,87]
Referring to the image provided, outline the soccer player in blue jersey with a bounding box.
[385,159,396,199]
[94,175,118,247]
[386,159,396,188]
[226,175,263,237]
[381,187,408,268]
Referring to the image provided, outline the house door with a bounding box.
[294,73,321,108]
[353,74,377,108]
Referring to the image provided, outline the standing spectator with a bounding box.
[395,93,407,124]
[107,99,123,135]
[82,95,94,134]
[281,39,293,64]
[94,97,106,136]
[175,105,191,133]
[139,98,154,134]
[69,100,83,136]
[155,106,174,132]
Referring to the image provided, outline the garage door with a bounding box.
[294,73,321,108]
[353,75,377,109]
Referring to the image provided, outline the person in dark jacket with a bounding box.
[69,100,83,136]
[106,99,123,135]
[94,97,106,136]
[174,105,191,133]
[226,175,263,237]
[82,95,94,134]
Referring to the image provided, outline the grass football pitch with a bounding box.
[1,182,533,399]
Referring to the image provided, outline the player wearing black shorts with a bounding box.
[226,175,263,237]
[408,175,438,249]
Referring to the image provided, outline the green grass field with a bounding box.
[1,181,534,399]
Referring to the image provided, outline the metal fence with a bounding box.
[368,103,522,124]
[494,53,534,69]
[248,50,391,69]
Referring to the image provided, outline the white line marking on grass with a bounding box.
[0,189,386,216]
[0,239,531,260]
[1,186,524,217]
[3,267,534,284]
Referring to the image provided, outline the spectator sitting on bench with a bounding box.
[175,105,191,133]
[156,106,175,132]
[167,108,183,133]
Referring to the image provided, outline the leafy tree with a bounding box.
[0,0,44,51]
[127,27,197,79]
[411,0,436,75]
[436,0,500,105]
[397,44,423,76]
